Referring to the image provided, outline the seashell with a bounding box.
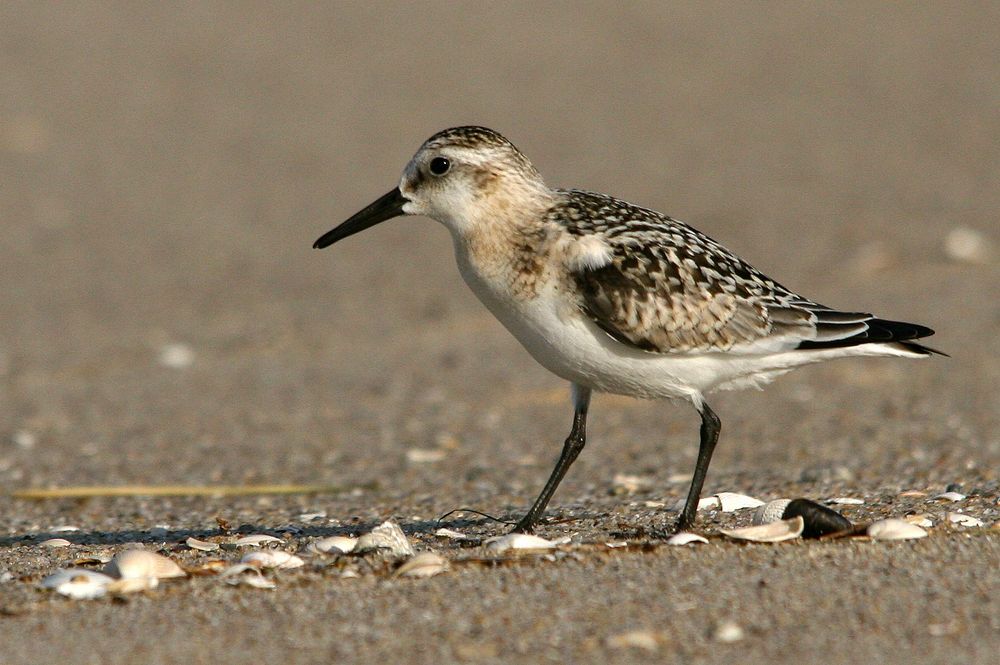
[159,342,194,368]
[666,532,708,546]
[219,562,259,578]
[308,536,358,554]
[782,499,853,538]
[297,512,327,522]
[605,630,664,652]
[829,497,864,505]
[721,516,804,543]
[106,577,158,595]
[41,569,114,600]
[234,534,282,547]
[947,512,984,527]
[240,550,305,569]
[433,528,468,540]
[235,574,277,589]
[484,533,557,554]
[904,514,933,528]
[104,550,186,580]
[40,538,72,548]
[752,499,792,526]
[186,537,220,552]
[716,492,764,512]
[51,526,80,533]
[395,552,449,578]
[867,518,927,540]
[934,491,966,502]
[406,448,447,463]
[355,521,414,557]
[713,621,745,643]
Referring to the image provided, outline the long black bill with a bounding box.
[312,188,407,249]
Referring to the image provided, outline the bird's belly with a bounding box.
[458,270,709,400]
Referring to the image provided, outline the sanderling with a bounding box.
[314,126,941,534]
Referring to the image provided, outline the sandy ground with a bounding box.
[1,2,998,663]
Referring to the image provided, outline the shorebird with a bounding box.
[313,126,940,534]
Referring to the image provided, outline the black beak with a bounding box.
[313,188,408,249]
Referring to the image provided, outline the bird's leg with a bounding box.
[676,402,721,532]
[512,384,591,534]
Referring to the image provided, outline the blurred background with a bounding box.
[1,2,997,498]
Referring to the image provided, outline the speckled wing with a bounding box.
[555,190,891,355]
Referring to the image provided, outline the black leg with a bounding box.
[676,402,721,532]
[513,384,591,533]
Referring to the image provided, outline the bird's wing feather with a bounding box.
[555,190,935,355]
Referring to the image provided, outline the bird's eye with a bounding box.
[429,156,450,176]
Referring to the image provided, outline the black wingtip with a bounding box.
[798,318,944,354]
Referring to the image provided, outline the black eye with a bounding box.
[429,156,450,176]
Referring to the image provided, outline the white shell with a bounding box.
[237,574,277,589]
[434,528,468,540]
[395,552,449,578]
[714,621,746,643]
[484,533,557,553]
[829,497,864,505]
[406,448,447,463]
[355,521,414,557]
[867,518,928,540]
[234,534,282,547]
[41,569,114,600]
[51,526,80,533]
[605,630,663,652]
[106,576,159,595]
[752,499,792,526]
[240,550,305,569]
[298,512,327,522]
[186,537,220,552]
[716,492,765,512]
[721,516,804,542]
[104,550,185,580]
[947,512,984,527]
[308,536,358,554]
[666,532,708,546]
[40,538,72,548]
[934,491,966,502]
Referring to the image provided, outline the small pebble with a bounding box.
[158,343,195,368]
[605,630,663,652]
[943,227,992,264]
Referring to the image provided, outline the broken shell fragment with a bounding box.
[904,514,934,528]
[308,536,358,554]
[782,499,853,538]
[721,516,804,543]
[186,537,220,552]
[867,518,928,540]
[666,532,708,546]
[234,534,282,547]
[484,533,557,554]
[716,492,765,512]
[240,550,305,569]
[934,491,966,502]
[395,552,449,578]
[354,521,414,557]
[752,499,792,526]
[103,550,186,580]
[947,513,984,527]
[41,569,114,600]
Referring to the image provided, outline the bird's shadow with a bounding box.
[0,516,509,549]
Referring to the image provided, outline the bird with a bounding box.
[313,126,940,535]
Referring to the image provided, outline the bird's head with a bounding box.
[313,126,550,249]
